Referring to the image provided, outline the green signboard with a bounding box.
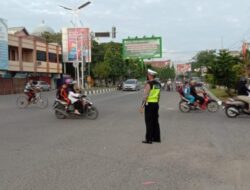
[122,36,162,59]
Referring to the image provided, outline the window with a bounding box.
[8,46,18,61]
[37,51,46,61]
[49,53,57,63]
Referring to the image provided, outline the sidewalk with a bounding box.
[0,87,117,97]
[83,87,117,95]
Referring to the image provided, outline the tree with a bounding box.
[92,41,129,83]
[192,50,216,76]
[92,61,111,86]
[91,41,149,84]
[124,59,145,79]
[90,40,106,78]
[104,42,124,83]
[207,50,240,92]
[233,49,250,78]
[41,32,62,45]
[155,66,176,81]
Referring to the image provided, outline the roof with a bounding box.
[145,60,171,68]
[8,26,50,42]
[32,22,55,36]
[8,27,29,36]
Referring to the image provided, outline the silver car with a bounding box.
[35,81,51,91]
[122,79,140,91]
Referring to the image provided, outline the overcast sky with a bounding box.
[1,0,250,63]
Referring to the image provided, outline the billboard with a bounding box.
[122,37,162,59]
[62,28,91,63]
[177,63,191,74]
[0,18,8,70]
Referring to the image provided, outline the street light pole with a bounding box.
[76,30,80,86]
[80,34,85,89]
[59,1,91,88]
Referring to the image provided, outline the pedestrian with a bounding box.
[139,69,161,144]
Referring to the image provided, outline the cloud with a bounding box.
[225,17,240,24]
[196,5,203,12]
[144,0,162,4]
[2,0,250,62]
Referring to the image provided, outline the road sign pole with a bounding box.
[82,56,86,89]
[76,64,80,87]
[75,28,80,87]
[80,34,85,89]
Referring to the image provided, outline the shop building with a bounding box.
[0,26,62,94]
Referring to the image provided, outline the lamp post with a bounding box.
[59,1,91,88]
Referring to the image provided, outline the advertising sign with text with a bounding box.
[123,37,162,59]
[62,28,91,63]
[177,64,191,74]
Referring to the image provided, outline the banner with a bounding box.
[62,28,91,63]
[177,64,191,74]
[0,18,8,70]
[122,37,162,59]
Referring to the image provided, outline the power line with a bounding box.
[227,25,250,49]
[162,50,202,54]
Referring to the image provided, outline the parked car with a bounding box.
[34,81,51,91]
[122,79,140,91]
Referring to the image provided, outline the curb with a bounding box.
[84,88,116,96]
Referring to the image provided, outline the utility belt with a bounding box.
[146,102,159,105]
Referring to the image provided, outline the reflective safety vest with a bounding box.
[147,80,161,103]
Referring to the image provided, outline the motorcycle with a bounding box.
[178,91,219,113]
[224,97,250,118]
[53,94,99,120]
[117,81,123,90]
[166,83,173,91]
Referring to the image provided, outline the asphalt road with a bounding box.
[0,90,250,190]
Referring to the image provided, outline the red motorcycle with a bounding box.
[178,88,219,113]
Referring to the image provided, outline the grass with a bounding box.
[209,88,236,100]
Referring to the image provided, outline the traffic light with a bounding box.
[95,32,110,38]
[112,26,116,38]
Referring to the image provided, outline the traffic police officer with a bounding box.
[140,69,161,144]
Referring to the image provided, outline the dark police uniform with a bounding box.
[143,80,161,143]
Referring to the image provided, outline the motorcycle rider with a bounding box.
[117,80,123,90]
[237,77,250,112]
[190,80,205,107]
[183,81,195,105]
[58,82,71,106]
[166,79,172,91]
[68,83,83,115]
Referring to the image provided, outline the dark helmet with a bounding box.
[240,76,246,82]
[240,77,247,84]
